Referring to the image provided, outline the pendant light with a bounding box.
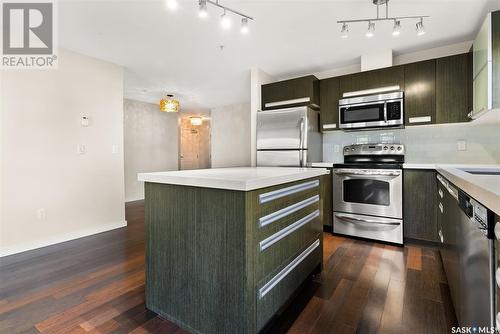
[159,94,180,113]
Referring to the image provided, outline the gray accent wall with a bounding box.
[323,122,500,164]
[124,99,179,202]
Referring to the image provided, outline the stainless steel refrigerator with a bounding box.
[256,106,322,167]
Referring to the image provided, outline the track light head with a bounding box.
[220,9,232,29]
[392,20,401,36]
[366,21,375,38]
[241,17,249,34]
[340,23,349,39]
[416,18,425,36]
[198,0,208,18]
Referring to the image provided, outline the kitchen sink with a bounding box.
[459,168,500,176]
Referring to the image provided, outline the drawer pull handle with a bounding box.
[258,239,320,299]
[439,203,444,214]
[259,210,319,252]
[438,189,443,198]
[496,268,500,289]
[259,195,319,228]
[438,230,444,243]
[259,180,319,204]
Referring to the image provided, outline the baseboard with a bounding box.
[0,220,127,257]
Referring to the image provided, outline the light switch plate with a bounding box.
[457,140,467,151]
[77,144,86,155]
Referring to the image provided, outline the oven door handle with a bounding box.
[334,170,401,177]
[335,214,400,226]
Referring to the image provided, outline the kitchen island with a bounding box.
[138,167,328,334]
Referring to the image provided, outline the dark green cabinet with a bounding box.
[339,65,404,96]
[436,53,472,124]
[261,75,319,110]
[403,169,438,242]
[319,173,333,227]
[404,59,436,125]
[319,77,340,132]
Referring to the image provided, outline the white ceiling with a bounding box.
[59,0,500,110]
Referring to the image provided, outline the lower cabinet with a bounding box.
[403,169,438,242]
[320,172,333,228]
[145,177,323,334]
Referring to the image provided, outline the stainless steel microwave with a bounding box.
[338,91,404,130]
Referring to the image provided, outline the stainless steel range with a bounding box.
[332,143,405,244]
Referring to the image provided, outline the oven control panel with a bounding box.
[343,144,405,156]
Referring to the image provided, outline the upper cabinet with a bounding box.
[471,10,500,117]
[338,66,404,96]
[319,77,340,132]
[404,59,436,125]
[261,75,319,110]
[436,53,472,124]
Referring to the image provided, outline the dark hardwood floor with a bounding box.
[0,201,457,334]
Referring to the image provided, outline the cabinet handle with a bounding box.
[258,239,320,299]
[495,222,500,241]
[259,210,319,251]
[439,203,444,214]
[322,123,337,130]
[259,180,319,204]
[265,97,311,108]
[438,230,444,243]
[496,267,500,289]
[259,195,319,228]
[408,116,432,124]
[438,189,444,198]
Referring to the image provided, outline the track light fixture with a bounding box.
[366,21,375,38]
[340,22,349,39]
[196,0,253,33]
[338,0,429,38]
[198,0,208,18]
[416,18,426,36]
[392,20,401,36]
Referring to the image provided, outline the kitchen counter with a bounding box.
[437,165,500,216]
[141,167,326,333]
[138,167,328,191]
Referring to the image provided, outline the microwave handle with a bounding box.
[383,101,388,122]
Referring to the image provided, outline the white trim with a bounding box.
[409,116,432,124]
[342,85,400,98]
[265,97,310,108]
[0,220,127,257]
[322,123,337,129]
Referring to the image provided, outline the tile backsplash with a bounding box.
[322,122,500,164]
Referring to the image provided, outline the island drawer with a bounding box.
[254,208,321,282]
[256,238,322,331]
[254,178,320,219]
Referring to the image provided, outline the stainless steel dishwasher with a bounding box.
[457,189,495,328]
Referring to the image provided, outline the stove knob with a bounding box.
[344,147,349,152]
[383,146,388,150]
[351,148,355,151]
[390,146,395,151]
[397,146,402,151]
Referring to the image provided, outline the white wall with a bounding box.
[250,68,275,166]
[0,49,126,257]
[124,99,179,201]
[211,103,251,168]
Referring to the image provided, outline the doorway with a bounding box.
[179,116,211,170]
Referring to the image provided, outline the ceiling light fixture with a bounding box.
[338,0,429,38]
[392,20,401,36]
[198,0,253,32]
[159,94,180,113]
[416,18,426,36]
[220,9,232,29]
[366,21,375,38]
[165,0,178,11]
[241,17,249,34]
[190,117,203,126]
[199,0,208,18]
[340,22,349,39]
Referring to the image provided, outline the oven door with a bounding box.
[339,102,386,129]
[332,168,403,219]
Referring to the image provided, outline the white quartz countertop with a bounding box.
[138,167,329,191]
[436,165,500,216]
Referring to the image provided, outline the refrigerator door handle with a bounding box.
[299,117,305,166]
